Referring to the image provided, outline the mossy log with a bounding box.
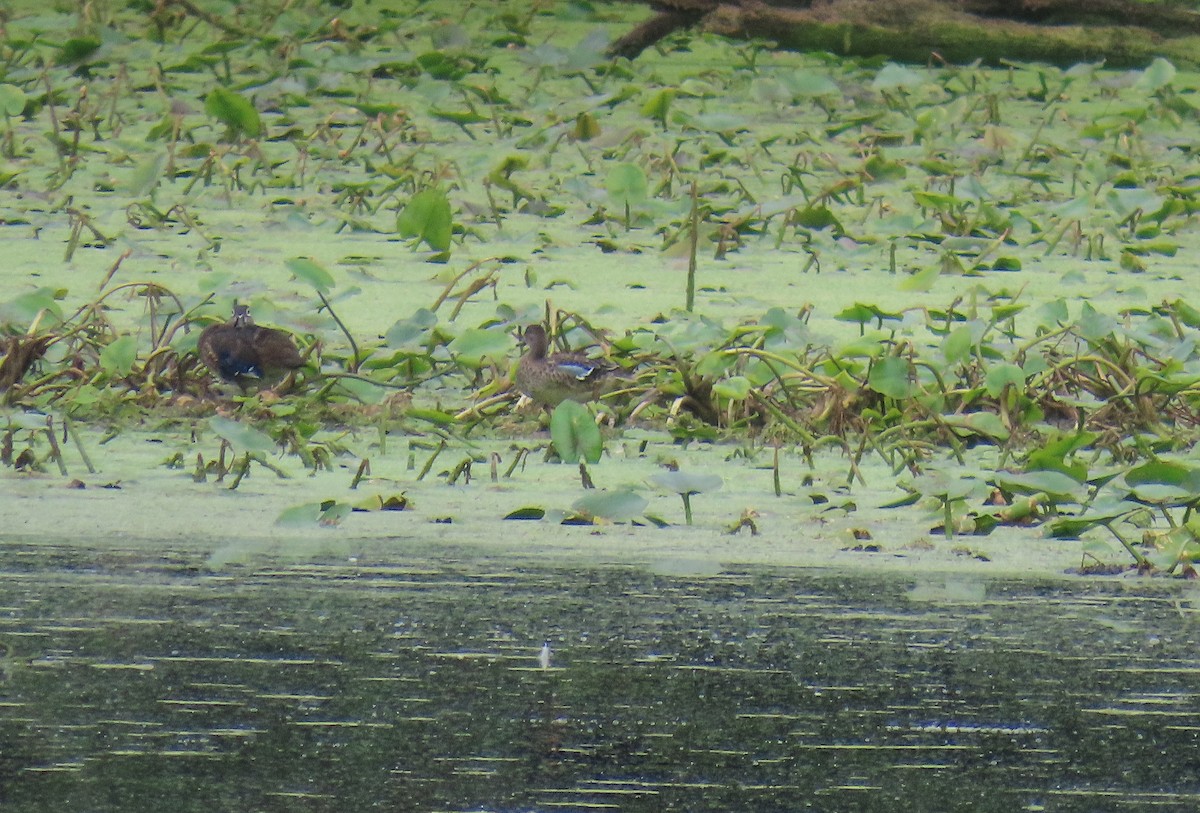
[611,0,1200,68]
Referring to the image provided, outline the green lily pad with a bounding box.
[287,258,336,293]
[940,412,1010,442]
[1125,460,1200,493]
[449,328,510,367]
[550,400,602,464]
[984,363,1026,397]
[384,308,438,347]
[992,471,1085,502]
[607,162,648,209]
[398,188,453,252]
[209,416,276,453]
[275,500,352,527]
[649,471,723,495]
[98,335,138,377]
[0,84,25,117]
[872,62,925,91]
[352,493,410,511]
[572,489,648,522]
[867,356,913,400]
[204,86,262,139]
[505,507,547,520]
[275,502,324,527]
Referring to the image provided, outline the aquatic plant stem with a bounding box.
[44,417,67,476]
[216,440,229,482]
[315,289,360,373]
[1017,106,1059,168]
[747,390,819,448]
[686,180,698,312]
[446,456,472,485]
[64,418,96,474]
[1103,522,1147,568]
[417,440,447,481]
[454,391,519,421]
[228,453,251,490]
[430,257,501,313]
[97,249,132,292]
[163,0,260,38]
[320,371,419,393]
[350,458,369,489]
[503,447,529,478]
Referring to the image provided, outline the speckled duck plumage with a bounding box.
[514,324,621,407]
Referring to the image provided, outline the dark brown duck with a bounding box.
[198,304,303,388]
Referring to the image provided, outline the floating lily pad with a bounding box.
[992,471,1086,502]
[98,335,138,377]
[0,84,25,116]
[287,257,335,294]
[398,188,453,252]
[505,507,546,521]
[607,162,648,211]
[649,471,723,495]
[353,493,410,512]
[204,86,262,139]
[209,416,276,454]
[572,489,648,523]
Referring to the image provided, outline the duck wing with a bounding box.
[250,326,303,370]
[548,352,614,382]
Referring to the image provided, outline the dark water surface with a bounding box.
[2,542,1199,812]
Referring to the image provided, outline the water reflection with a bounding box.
[1,545,1199,811]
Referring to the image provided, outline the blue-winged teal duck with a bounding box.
[198,304,303,388]
[515,324,621,407]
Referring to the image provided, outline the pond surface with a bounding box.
[1,542,1199,812]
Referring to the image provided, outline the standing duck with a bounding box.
[515,324,621,408]
[198,303,304,389]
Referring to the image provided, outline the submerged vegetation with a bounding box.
[4,1,1200,572]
